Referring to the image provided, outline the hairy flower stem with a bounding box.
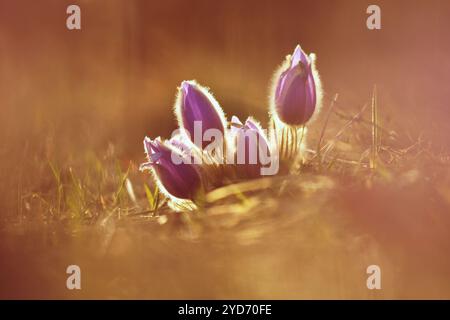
[289,126,306,174]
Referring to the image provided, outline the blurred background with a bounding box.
[1,0,450,299]
[1,0,449,153]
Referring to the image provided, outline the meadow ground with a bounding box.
[1,89,449,299]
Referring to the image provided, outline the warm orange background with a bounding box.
[1,0,449,154]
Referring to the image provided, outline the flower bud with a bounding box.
[272,45,320,126]
[230,116,271,178]
[140,137,203,201]
[175,80,227,150]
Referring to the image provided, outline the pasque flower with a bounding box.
[272,45,320,126]
[140,44,323,206]
[175,80,227,150]
[140,137,203,201]
[230,116,271,177]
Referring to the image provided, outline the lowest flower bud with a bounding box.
[271,45,321,126]
[175,80,227,150]
[140,137,203,202]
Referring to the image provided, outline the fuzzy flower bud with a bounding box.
[230,116,272,178]
[272,45,320,126]
[140,137,203,201]
[175,80,227,150]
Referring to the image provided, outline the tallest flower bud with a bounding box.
[175,80,226,149]
[271,45,321,126]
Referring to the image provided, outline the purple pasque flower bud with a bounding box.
[140,137,203,201]
[175,80,227,150]
[230,116,271,177]
[272,45,320,126]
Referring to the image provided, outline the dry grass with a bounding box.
[1,89,449,299]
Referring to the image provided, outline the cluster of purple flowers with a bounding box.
[140,45,321,206]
